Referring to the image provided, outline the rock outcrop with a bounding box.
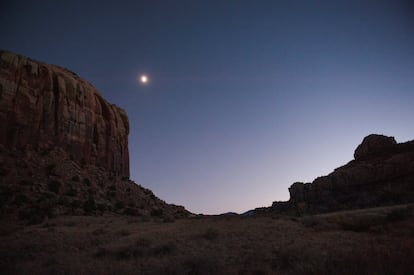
[265,134,414,214]
[354,134,397,161]
[0,50,188,221]
[0,50,129,177]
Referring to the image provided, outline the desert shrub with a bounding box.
[95,244,145,260]
[71,200,82,208]
[19,205,54,224]
[95,239,175,260]
[294,202,308,216]
[83,196,97,213]
[83,178,91,186]
[0,166,9,176]
[123,207,141,216]
[45,163,56,175]
[58,196,70,206]
[63,220,77,227]
[136,237,152,247]
[301,216,335,231]
[181,255,220,274]
[339,218,372,232]
[117,229,130,236]
[106,190,116,198]
[94,247,108,258]
[150,208,163,217]
[26,213,45,225]
[301,216,320,228]
[92,228,106,236]
[14,194,29,205]
[202,228,220,241]
[0,185,13,201]
[150,242,176,256]
[40,149,50,156]
[96,203,108,212]
[386,207,411,222]
[87,188,97,196]
[48,180,61,194]
[80,158,86,167]
[18,179,33,186]
[163,216,175,223]
[65,188,78,197]
[115,201,125,210]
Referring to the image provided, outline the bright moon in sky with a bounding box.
[140,75,148,84]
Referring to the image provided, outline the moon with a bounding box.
[140,75,148,84]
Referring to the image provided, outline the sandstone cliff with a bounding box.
[0,51,188,221]
[0,50,129,177]
[269,134,414,214]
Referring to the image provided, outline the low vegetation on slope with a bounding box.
[0,146,188,223]
[1,204,413,274]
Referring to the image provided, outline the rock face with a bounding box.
[266,134,414,214]
[0,51,188,221]
[354,134,397,161]
[0,50,129,177]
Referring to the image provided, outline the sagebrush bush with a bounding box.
[202,228,219,241]
[386,207,411,222]
[48,180,61,194]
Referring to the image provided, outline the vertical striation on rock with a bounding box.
[0,50,129,177]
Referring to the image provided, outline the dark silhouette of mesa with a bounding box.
[1,51,413,274]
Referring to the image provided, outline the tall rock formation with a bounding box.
[0,51,188,221]
[0,50,129,177]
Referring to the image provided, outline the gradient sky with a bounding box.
[2,0,414,214]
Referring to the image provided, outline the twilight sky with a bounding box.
[2,0,414,214]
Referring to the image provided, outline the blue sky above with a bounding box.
[2,0,414,214]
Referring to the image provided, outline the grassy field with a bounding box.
[1,204,413,274]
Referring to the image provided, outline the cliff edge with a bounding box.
[268,134,414,214]
[0,51,188,221]
[0,50,129,177]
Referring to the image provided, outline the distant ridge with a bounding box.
[258,134,414,215]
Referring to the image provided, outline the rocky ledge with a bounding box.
[269,134,414,214]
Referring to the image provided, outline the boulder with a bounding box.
[354,134,397,160]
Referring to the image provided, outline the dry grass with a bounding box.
[1,204,414,274]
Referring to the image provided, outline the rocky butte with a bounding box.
[0,50,129,177]
[0,50,187,221]
[267,134,414,215]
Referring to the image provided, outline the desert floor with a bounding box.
[1,204,413,275]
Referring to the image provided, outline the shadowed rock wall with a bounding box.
[0,50,129,177]
[287,134,414,213]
